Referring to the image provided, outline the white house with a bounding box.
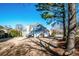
[22,25,33,37]
[22,24,50,38]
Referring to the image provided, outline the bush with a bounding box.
[9,30,21,37]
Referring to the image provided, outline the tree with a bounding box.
[36,3,66,40]
[15,24,23,36]
[0,25,4,29]
[65,3,76,55]
[36,3,77,56]
[9,29,21,37]
[4,25,12,30]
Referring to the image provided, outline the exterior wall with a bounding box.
[49,30,53,36]
[0,30,5,36]
[33,32,49,38]
[22,25,33,37]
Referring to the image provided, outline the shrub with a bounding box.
[9,30,21,37]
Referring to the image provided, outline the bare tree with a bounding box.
[15,24,23,36]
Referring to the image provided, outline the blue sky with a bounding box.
[0,3,79,29]
[0,3,51,29]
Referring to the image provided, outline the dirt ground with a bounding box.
[0,37,79,56]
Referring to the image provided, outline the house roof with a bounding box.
[0,29,8,33]
[28,24,49,35]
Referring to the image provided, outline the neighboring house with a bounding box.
[0,29,8,39]
[22,24,50,38]
[76,29,79,37]
[0,30,5,38]
[49,29,63,40]
[22,25,33,37]
[54,29,63,40]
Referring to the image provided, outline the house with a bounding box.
[0,29,8,39]
[49,28,63,40]
[0,30,5,38]
[22,24,50,38]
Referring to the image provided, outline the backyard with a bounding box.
[0,37,79,56]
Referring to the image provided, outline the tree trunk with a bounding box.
[65,3,76,56]
[63,4,66,41]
